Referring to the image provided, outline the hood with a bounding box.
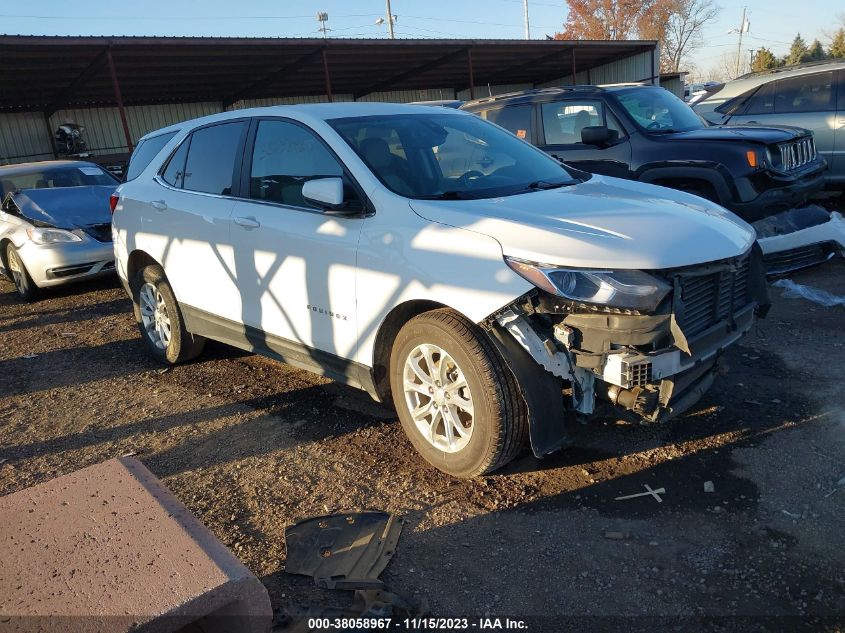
[409,176,755,270]
[10,185,115,229]
[663,124,808,144]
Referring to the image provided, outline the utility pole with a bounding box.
[734,6,749,77]
[316,12,329,39]
[385,0,395,39]
[523,0,531,40]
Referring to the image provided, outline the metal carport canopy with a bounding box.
[0,35,656,113]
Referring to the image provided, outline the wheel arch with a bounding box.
[370,298,451,402]
[638,166,733,206]
[0,238,12,274]
[126,250,163,291]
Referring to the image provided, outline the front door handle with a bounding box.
[151,200,167,211]
[234,216,261,230]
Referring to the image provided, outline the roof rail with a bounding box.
[464,84,610,106]
[735,58,845,80]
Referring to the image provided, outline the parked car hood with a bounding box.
[10,186,115,229]
[662,124,808,144]
[409,176,755,270]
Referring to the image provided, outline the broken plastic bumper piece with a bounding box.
[284,512,402,590]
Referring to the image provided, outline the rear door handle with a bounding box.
[234,216,261,230]
[151,200,167,211]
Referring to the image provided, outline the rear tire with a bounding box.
[5,243,38,301]
[389,308,527,478]
[132,264,205,364]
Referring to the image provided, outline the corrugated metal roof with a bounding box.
[0,35,656,113]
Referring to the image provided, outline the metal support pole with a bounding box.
[106,48,133,153]
[523,0,531,39]
[42,112,58,159]
[571,48,577,85]
[467,48,475,100]
[321,48,333,102]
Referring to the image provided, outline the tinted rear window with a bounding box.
[182,122,246,195]
[125,131,177,181]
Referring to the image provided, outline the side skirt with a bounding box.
[180,304,380,401]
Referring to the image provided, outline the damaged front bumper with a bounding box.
[754,206,845,275]
[485,248,768,458]
[15,237,115,288]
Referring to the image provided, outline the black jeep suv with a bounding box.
[461,84,827,223]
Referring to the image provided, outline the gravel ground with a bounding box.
[1,258,844,631]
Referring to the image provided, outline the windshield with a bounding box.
[328,112,577,199]
[615,88,704,133]
[0,164,117,197]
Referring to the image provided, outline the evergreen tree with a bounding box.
[752,47,779,71]
[807,39,826,61]
[785,33,809,66]
[830,29,845,58]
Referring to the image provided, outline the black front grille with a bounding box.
[675,254,752,338]
[82,223,112,242]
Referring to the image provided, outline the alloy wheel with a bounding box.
[403,343,475,453]
[138,282,172,350]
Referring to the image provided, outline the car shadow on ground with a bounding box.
[259,342,844,623]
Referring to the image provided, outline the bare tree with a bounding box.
[659,0,720,72]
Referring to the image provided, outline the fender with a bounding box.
[636,165,735,207]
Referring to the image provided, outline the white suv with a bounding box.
[113,103,768,478]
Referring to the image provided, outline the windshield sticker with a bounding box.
[79,167,104,176]
[516,129,527,139]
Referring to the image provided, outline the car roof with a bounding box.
[460,83,655,109]
[137,102,469,143]
[700,59,845,103]
[0,159,102,176]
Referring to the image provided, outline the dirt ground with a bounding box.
[1,257,844,631]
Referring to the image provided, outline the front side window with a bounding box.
[249,120,344,207]
[329,112,577,200]
[773,72,835,113]
[480,105,533,140]
[615,87,704,132]
[743,83,775,115]
[540,100,624,145]
[182,122,246,195]
[126,131,177,181]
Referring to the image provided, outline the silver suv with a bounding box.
[694,60,845,188]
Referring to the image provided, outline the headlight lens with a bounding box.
[505,256,671,312]
[26,228,83,245]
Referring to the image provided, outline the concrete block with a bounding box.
[0,457,272,633]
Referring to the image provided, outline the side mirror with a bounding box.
[581,126,617,146]
[302,177,346,210]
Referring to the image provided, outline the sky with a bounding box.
[0,0,839,79]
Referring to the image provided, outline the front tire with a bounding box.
[5,244,38,301]
[389,308,527,478]
[132,264,205,364]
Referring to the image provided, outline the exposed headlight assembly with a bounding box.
[26,228,83,245]
[505,256,671,312]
